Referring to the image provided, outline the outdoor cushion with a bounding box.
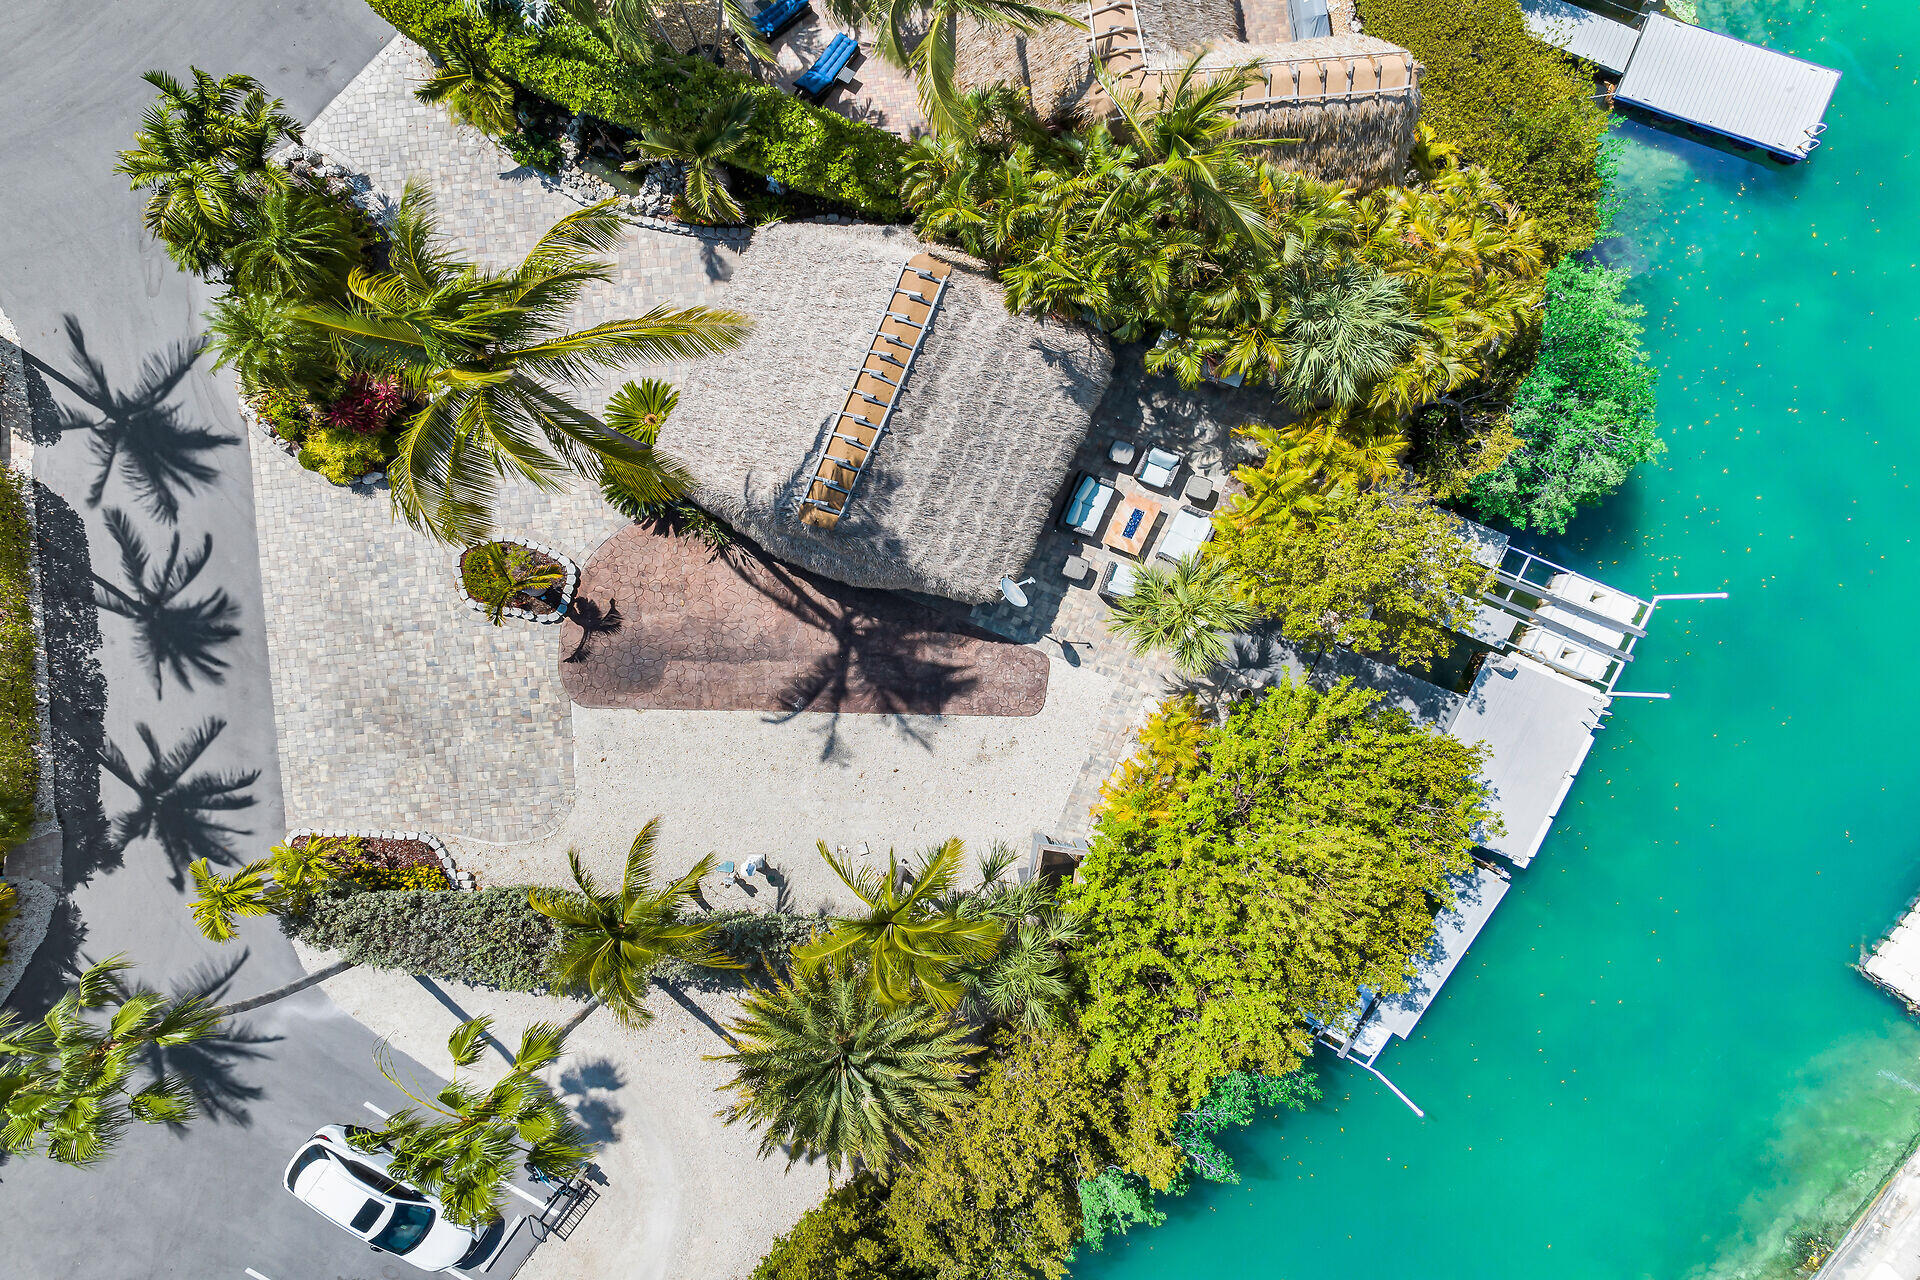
[795,33,858,97]
[1138,446,1181,489]
[752,0,812,37]
[1155,507,1213,563]
[1099,559,1141,599]
[1060,473,1116,536]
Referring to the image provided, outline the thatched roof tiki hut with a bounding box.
[657,222,1114,605]
[953,0,1423,188]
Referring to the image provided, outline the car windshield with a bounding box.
[370,1201,438,1254]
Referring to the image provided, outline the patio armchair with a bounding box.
[1154,507,1213,563]
[1098,559,1141,600]
[1138,447,1181,490]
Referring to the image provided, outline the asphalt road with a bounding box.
[0,5,476,1278]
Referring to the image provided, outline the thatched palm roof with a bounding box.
[658,222,1114,605]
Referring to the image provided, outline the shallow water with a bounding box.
[1073,2,1920,1276]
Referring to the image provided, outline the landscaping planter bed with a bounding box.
[286,827,472,889]
[457,539,580,625]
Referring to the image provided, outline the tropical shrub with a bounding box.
[0,469,35,851]
[321,375,411,436]
[0,882,17,964]
[753,1175,930,1280]
[1359,0,1612,254]
[295,422,395,484]
[461,541,565,623]
[367,0,909,216]
[251,386,320,444]
[653,907,822,986]
[347,863,451,891]
[502,128,564,172]
[1214,485,1489,671]
[1066,678,1492,1107]
[285,884,562,991]
[1469,257,1662,532]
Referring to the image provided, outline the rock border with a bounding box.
[287,827,476,891]
[461,539,580,626]
[0,878,60,1005]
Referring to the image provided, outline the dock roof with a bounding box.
[1445,654,1607,868]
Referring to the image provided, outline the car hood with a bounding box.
[404,1216,479,1272]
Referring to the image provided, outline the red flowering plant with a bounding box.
[323,375,411,436]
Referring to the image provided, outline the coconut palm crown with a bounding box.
[528,818,738,1026]
[712,958,977,1173]
[295,184,750,545]
[792,838,1004,1010]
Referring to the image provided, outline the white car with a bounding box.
[284,1125,504,1273]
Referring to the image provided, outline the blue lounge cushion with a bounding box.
[752,0,811,38]
[795,33,858,97]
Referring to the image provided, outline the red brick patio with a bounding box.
[558,524,1049,715]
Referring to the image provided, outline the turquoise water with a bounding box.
[1075,3,1920,1277]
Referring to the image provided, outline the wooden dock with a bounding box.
[1522,1,1839,160]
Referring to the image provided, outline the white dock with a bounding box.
[1522,2,1840,159]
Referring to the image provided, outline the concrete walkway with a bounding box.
[1816,1139,1920,1280]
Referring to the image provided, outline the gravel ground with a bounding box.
[305,943,830,1280]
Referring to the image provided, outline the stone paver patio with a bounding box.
[561,523,1048,715]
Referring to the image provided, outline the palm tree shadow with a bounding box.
[561,596,621,664]
[91,507,241,696]
[147,952,282,1128]
[26,315,233,523]
[98,717,259,888]
[555,1060,626,1147]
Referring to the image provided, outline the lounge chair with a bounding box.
[1138,447,1181,490]
[752,0,812,38]
[1059,472,1116,536]
[794,33,859,99]
[1154,507,1213,563]
[1099,559,1141,600]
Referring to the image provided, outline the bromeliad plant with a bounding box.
[792,838,1003,1011]
[353,1016,593,1228]
[0,956,221,1166]
[527,818,738,1026]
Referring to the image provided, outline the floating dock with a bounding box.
[1522,0,1840,159]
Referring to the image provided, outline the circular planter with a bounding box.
[458,539,580,626]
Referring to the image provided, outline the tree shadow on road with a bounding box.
[24,315,232,524]
[98,717,259,888]
[147,952,282,1128]
[91,507,241,697]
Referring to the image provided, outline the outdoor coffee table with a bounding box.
[1102,495,1162,556]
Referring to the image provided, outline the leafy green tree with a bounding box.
[1360,0,1612,254]
[353,1016,593,1228]
[626,91,756,224]
[415,30,520,136]
[1277,262,1422,409]
[0,956,220,1165]
[752,1174,931,1280]
[884,1025,1160,1280]
[713,959,977,1173]
[1105,552,1252,678]
[527,818,736,1025]
[792,839,1003,1010]
[1214,485,1487,671]
[1470,257,1662,532]
[114,68,303,276]
[1065,678,1491,1106]
[295,184,749,544]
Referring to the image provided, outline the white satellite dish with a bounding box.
[999,576,1033,608]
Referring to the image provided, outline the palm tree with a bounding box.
[527,819,737,1027]
[1106,552,1253,678]
[414,32,520,137]
[937,844,1078,1030]
[91,508,240,696]
[1277,262,1422,409]
[114,68,302,277]
[0,956,221,1166]
[352,1017,593,1229]
[625,91,756,225]
[98,718,258,882]
[553,0,771,65]
[227,184,365,301]
[295,184,750,545]
[711,959,977,1173]
[187,836,354,942]
[204,289,339,397]
[466,542,567,626]
[834,0,1079,135]
[597,379,692,515]
[791,839,1003,1010]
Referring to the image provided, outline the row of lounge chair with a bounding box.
[749,0,863,101]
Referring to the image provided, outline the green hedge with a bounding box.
[0,469,36,853]
[288,884,563,990]
[1361,0,1611,254]
[368,0,909,218]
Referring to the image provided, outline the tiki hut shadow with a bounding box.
[26,316,233,524]
[30,476,118,890]
[148,952,281,1128]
